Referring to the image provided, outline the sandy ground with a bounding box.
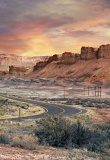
[96,108,110,121]
[0,144,50,160]
[0,77,110,99]
[0,144,101,160]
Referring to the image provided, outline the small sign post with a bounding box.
[19,106,21,122]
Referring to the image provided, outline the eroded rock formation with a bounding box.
[98,44,110,59]
[33,54,59,71]
[81,47,98,60]
[9,65,31,77]
[47,54,59,64]
[33,61,47,71]
[60,52,79,65]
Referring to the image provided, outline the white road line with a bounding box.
[71,108,83,116]
[38,105,48,114]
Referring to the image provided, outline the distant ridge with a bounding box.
[0,53,50,71]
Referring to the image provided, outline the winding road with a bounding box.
[0,95,86,121]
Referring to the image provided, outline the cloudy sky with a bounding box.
[0,0,110,56]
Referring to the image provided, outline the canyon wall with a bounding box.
[97,44,110,59]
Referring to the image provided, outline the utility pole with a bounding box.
[84,88,85,96]
[95,86,96,97]
[19,106,21,122]
[88,86,89,96]
[98,86,99,97]
[99,86,101,97]
[64,86,65,99]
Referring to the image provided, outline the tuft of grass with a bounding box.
[11,134,38,150]
[0,131,9,144]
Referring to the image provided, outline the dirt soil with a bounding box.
[0,144,50,160]
[96,108,110,121]
[0,144,99,160]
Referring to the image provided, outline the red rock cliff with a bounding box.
[9,65,31,77]
[97,44,110,59]
[81,47,98,60]
[60,52,80,65]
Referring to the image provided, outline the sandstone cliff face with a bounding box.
[9,65,31,77]
[47,54,58,64]
[98,44,110,59]
[60,52,79,65]
[81,47,98,60]
[33,54,59,71]
[33,61,47,71]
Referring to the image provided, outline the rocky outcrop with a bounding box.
[0,70,8,78]
[9,65,31,77]
[97,44,110,59]
[33,54,59,71]
[60,52,79,65]
[47,54,58,64]
[33,61,47,71]
[81,47,98,60]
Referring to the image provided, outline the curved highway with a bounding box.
[0,95,86,121]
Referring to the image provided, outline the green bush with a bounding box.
[35,115,71,147]
[35,116,93,148]
[86,129,106,152]
[71,121,92,147]
[0,111,5,116]
[34,115,109,153]
[0,131,9,144]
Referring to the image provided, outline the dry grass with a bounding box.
[0,97,45,119]
[0,144,101,160]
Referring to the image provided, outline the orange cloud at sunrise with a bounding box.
[0,0,110,56]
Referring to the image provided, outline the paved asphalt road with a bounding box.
[0,95,86,122]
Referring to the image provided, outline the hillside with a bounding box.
[28,44,110,84]
[28,58,110,84]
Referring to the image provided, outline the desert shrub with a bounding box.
[0,131,9,144]
[35,116,93,148]
[0,111,5,116]
[71,121,92,147]
[86,129,106,152]
[34,115,110,154]
[35,115,71,147]
[11,134,38,150]
[20,105,28,109]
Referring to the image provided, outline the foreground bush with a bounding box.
[0,131,9,144]
[35,115,93,148]
[35,115,109,153]
[11,134,38,150]
[71,121,92,147]
[35,115,71,147]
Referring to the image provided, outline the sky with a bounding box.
[0,0,110,57]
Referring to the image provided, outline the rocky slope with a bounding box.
[29,44,110,84]
[0,54,49,71]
